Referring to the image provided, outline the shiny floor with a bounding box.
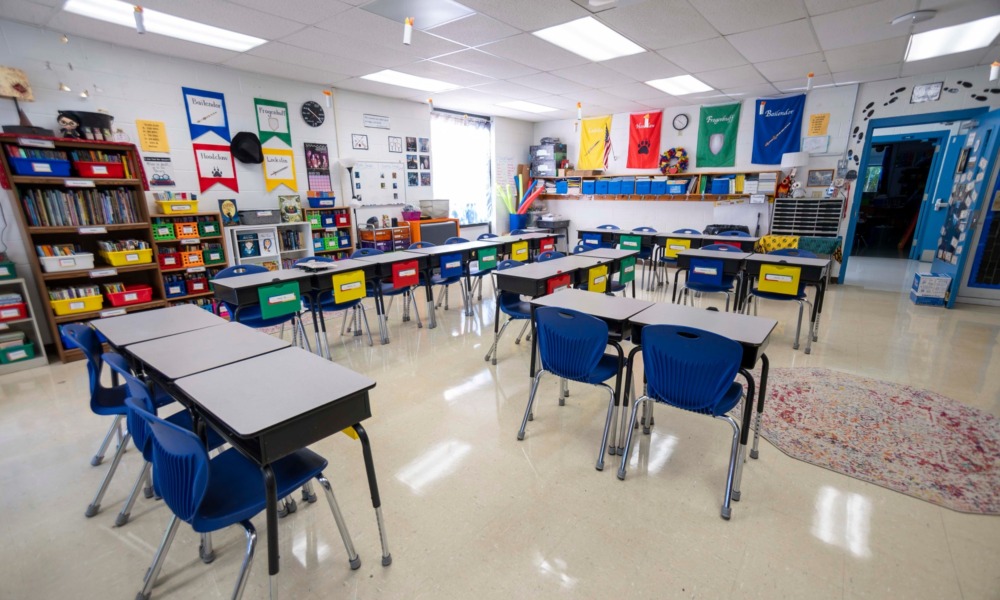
[1,264,999,600]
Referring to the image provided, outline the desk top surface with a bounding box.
[211,268,314,291]
[495,255,611,280]
[631,303,776,347]
[176,346,376,437]
[353,252,427,265]
[93,304,226,347]
[577,248,639,260]
[577,228,657,237]
[402,240,500,255]
[127,321,289,380]
[293,258,372,274]
[677,249,752,260]
[531,288,654,322]
[492,233,554,243]
[745,254,831,268]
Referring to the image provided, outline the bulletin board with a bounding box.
[351,161,407,206]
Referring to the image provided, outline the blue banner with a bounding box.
[752,94,805,164]
[182,87,231,143]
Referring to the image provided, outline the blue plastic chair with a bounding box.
[517,307,624,471]
[718,230,751,237]
[510,228,528,235]
[617,325,745,520]
[410,241,465,312]
[131,398,364,600]
[295,256,372,347]
[596,223,619,248]
[679,243,739,311]
[537,250,564,262]
[350,248,423,329]
[745,248,817,352]
[571,243,588,255]
[213,265,310,350]
[484,259,532,365]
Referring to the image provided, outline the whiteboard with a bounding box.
[351,161,406,206]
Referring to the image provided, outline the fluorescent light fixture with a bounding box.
[63,0,265,52]
[904,15,1000,62]
[533,17,644,62]
[496,100,557,114]
[645,75,713,95]
[361,69,459,93]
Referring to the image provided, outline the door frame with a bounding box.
[839,107,990,283]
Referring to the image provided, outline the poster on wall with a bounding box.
[752,94,805,164]
[262,147,297,192]
[136,120,169,152]
[627,111,661,169]
[182,87,230,142]
[254,98,291,146]
[304,143,332,193]
[192,143,238,192]
[143,156,176,187]
[696,103,741,168]
[579,116,611,170]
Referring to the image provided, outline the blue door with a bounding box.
[930,108,1000,307]
[914,134,965,261]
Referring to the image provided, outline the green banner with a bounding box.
[257,281,300,320]
[697,103,741,168]
[254,98,291,146]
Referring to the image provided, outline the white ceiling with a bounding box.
[2,0,998,121]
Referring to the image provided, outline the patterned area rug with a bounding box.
[757,367,1000,515]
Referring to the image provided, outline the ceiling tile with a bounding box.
[456,0,591,31]
[603,100,658,113]
[134,0,306,39]
[803,0,881,16]
[900,48,993,77]
[360,0,474,29]
[334,77,424,99]
[315,8,466,59]
[0,0,58,26]
[396,60,496,87]
[658,37,747,73]
[468,81,550,100]
[425,13,521,46]
[433,49,539,79]
[226,0,353,24]
[825,37,908,72]
[690,0,807,35]
[601,52,685,81]
[773,74,836,92]
[550,63,636,88]
[524,95,582,110]
[811,0,919,51]
[572,88,634,106]
[224,55,351,85]
[249,42,380,77]
[754,53,830,81]
[726,19,820,62]
[720,83,781,97]
[479,34,590,71]
[279,27,416,68]
[695,64,767,88]
[508,72,590,95]
[832,64,902,84]
[911,0,1000,33]
[596,0,718,50]
[599,82,677,102]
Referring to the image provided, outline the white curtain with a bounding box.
[430,110,492,226]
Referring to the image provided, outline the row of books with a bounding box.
[20,187,141,227]
[96,239,149,252]
[5,146,67,160]
[0,331,26,349]
[0,292,22,306]
[68,150,123,163]
[35,243,80,257]
[49,285,99,300]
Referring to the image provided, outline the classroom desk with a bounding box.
[652,232,759,253]
[491,232,562,260]
[673,249,752,306]
[403,240,503,316]
[573,248,641,297]
[626,303,778,496]
[92,303,226,349]
[576,228,658,253]
[353,251,435,337]
[743,254,831,354]
[295,259,378,356]
[493,255,614,297]
[171,346,389,591]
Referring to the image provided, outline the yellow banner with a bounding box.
[262,147,297,192]
[579,116,611,170]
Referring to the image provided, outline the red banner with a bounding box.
[627,111,662,169]
[192,143,238,193]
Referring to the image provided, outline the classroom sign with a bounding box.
[262,147,297,192]
[254,98,291,146]
[752,94,805,164]
[697,103,740,168]
[182,87,230,142]
[192,143,237,192]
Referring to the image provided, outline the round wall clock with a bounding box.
[301,101,325,127]
[672,113,690,131]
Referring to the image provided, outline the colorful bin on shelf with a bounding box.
[105,284,153,307]
[197,221,220,237]
[202,248,225,265]
[99,249,153,267]
[187,277,209,294]
[175,222,199,239]
[180,251,205,268]
[39,253,95,273]
[158,253,181,270]
[323,237,339,251]
[9,157,71,177]
[74,161,125,178]
[308,214,322,229]
[152,223,176,241]
[0,261,15,280]
[308,196,336,208]
[51,295,103,316]
[0,342,35,364]
[164,280,187,298]
[0,302,27,321]
[156,199,199,215]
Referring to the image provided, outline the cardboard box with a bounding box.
[911,272,951,297]
[910,291,945,306]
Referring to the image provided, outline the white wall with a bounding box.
[492,116,534,232]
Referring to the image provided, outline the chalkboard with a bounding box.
[351,161,406,206]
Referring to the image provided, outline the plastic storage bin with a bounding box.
[665,183,687,194]
[402,210,421,221]
[99,249,153,267]
[620,178,635,195]
[0,342,35,364]
[202,248,225,265]
[607,179,621,195]
[555,180,568,194]
[650,180,667,195]
[51,295,103,316]
[335,213,350,227]
[180,251,204,268]
[74,161,125,178]
[635,179,652,194]
[238,210,280,225]
[152,223,176,241]
[0,302,27,321]
[186,277,209,294]
[175,222,199,239]
[581,180,596,195]
[595,180,609,194]
[308,214,322,229]
[308,196,336,208]
[0,261,15,280]
[197,221,220,237]
[164,280,187,298]
[156,199,199,215]
[9,157,71,177]
[158,253,182,270]
[105,284,153,307]
[39,252,95,273]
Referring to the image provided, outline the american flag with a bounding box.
[603,124,612,170]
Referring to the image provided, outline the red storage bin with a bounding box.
[75,161,126,178]
[158,253,182,270]
[105,285,153,307]
[187,277,209,294]
[0,302,27,321]
[540,237,555,252]
[392,260,419,288]
[335,213,350,227]
[546,273,571,294]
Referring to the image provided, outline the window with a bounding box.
[430,110,492,226]
[863,166,883,193]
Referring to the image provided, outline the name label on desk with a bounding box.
[268,293,297,305]
[592,275,606,284]
[398,269,416,278]
[339,281,362,291]
[694,266,718,276]
[764,273,793,282]
[90,268,117,278]
[624,265,635,274]
[100,308,127,318]
[79,227,106,234]
[669,244,686,250]
[444,261,460,270]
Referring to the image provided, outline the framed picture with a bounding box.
[419,155,430,170]
[420,171,431,186]
[956,147,971,174]
[418,137,430,153]
[388,136,402,153]
[351,134,369,150]
[806,169,834,187]
[406,154,418,169]
[406,137,417,152]
[407,172,419,187]
[911,82,943,104]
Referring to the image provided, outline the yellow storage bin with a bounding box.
[587,265,608,293]
[99,248,153,267]
[156,199,199,215]
[758,264,802,296]
[511,241,529,262]
[664,238,691,259]
[332,270,366,304]
[51,295,103,316]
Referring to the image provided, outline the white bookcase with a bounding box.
[0,278,49,375]
[224,222,314,270]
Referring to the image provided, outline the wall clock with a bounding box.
[672,113,690,131]
[301,101,325,127]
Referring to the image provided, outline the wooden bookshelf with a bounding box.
[149,210,229,313]
[303,206,354,260]
[537,170,782,202]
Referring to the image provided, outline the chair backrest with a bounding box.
[535,307,609,381]
[633,226,657,233]
[718,230,751,237]
[104,352,156,459]
[596,224,620,230]
[408,241,434,249]
[477,233,498,240]
[213,264,268,279]
[537,250,564,262]
[572,243,588,254]
[641,325,742,413]
[702,243,740,252]
[688,257,725,287]
[294,255,333,265]
[351,248,383,258]
[673,228,700,234]
[445,237,469,244]
[134,397,210,523]
[496,259,524,271]
[768,248,817,258]
[62,323,108,403]
[510,229,528,235]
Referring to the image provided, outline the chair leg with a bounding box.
[444,286,450,310]
[200,532,215,563]
[517,370,545,440]
[91,414,123,466]
[316,475,361,570]
[596,383,617,471]
[485,318,512,365]
[559,378,568,406]
[410,290,424,328]
[715,414,742,520]
[115,460,151,527]
[804,299,815,355]
[340,310,350,336]
[359,305,374,347]
[724,292,731,313]
[514,320,530,344]
[86,432,131,518]
[617,397,648,480]
[137,514,180,600]
[300,480,318,503]
[793,300,804,350]
[232,521,257,600]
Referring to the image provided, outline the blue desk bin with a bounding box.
[555,180,568,194]
[620,178,635,195]
[582,180,596,195]
[650,180,667,195]
[635,179,652,194]
[10,157,71,177]
[307,196,336,208]
[595,180,609,194]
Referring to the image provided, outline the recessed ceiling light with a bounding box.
[496,100,557,114]
[63,0,265,52]
[904,15,1000,62]
[533,17,644,62]
[645,75,713,95]
[361,70,459,93]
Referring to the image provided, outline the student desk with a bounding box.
[353,251,435,337]
[492,255,614,298]
[92,303,226,349]
[576,227,658,254]
[295,259,378,356]
[573,248,641,297]
[673,249,752,306]
[491,232,562,261]
[403,240,503,316]
[628,303,778,494]
[652,232,759,253]
[170,346,389,591]
[743,254,831,354]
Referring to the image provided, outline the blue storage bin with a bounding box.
[595,180,609,194]
[711,177,733,194]
[620,177,635,195]
[582,180,596,195]
[308,196,336,208]
[666,183,686,194]
[555,180,568,194]
[582,232,602,247]
[10,157,71,177]
[164,280,188,298]
[607,179,621,194]
[650,180,667,195]
[635,178,651,194]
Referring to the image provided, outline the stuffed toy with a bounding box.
[776,175,792,197]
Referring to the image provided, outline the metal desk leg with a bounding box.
[464,272,474,316]
[732,369,756,504]
[373,282,390,345]
[263,464,280,598]
[751,353,769,459]
[309,296,331,360]
[528,306,538,378]
[671,269,682,303]
[805,284,820,354]
[352,424,392,567]
[423,275,437,329]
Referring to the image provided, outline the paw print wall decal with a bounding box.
[212,166,223,177]
[637,140,650,155]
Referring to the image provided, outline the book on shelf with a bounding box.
[257,231,277,256]
[20,187,140,227]
[236,232,261,258]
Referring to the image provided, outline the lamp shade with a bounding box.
[340,157,356,169]
[781,151,809,169]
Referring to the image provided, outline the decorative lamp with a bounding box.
[780,151,809,198]
[340,157,361,207]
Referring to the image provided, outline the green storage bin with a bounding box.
[323,236,339,251]
[202,249,226,265]
[197,221,221,238]
[0,341,35,364]
[308,214,322,229]
[0,261,15,280]
[152,223,176,241]
[257,281,301,320]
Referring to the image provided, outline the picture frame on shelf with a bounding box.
[806,169,834,187]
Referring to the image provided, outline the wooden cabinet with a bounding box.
[150,211,229,311]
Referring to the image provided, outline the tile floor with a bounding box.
[1,264,998,599]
